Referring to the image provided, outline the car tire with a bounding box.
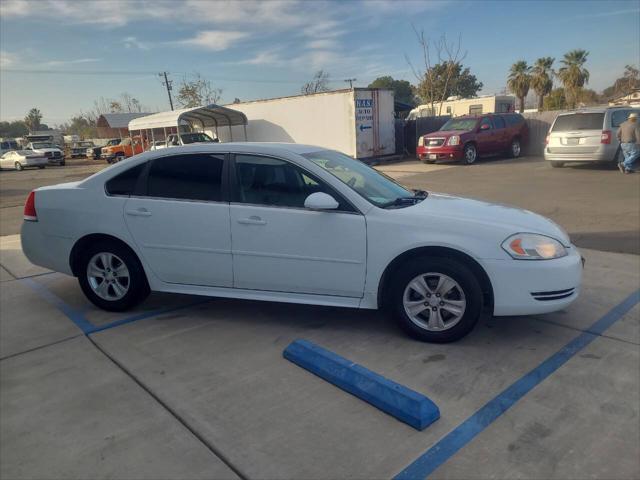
[77,240,150,312]
[550,161,564,168]
[388,256,484,343]
[38,166,45,169]
[462,143,477,165]
[509,138,521,158]
[14,162,23,171]
[422,159,436,164]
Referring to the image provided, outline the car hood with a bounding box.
[404,192,570,245]
[426,129,472,138]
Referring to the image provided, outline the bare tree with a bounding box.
[301,70,330,95]
[176,72,222,108]
[405,28,467,116]
[120,92,144,112]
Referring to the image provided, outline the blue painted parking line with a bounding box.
[284,339,440,431]
[394,289,640,480]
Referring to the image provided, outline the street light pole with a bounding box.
[160,72,174,110]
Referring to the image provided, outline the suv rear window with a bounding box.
[552,113,604,131]
[611,109,639,127]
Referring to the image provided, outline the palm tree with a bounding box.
[557,50,589,108]
[531,57,554,111]
[24,108,42,132]
[507,61,531,113]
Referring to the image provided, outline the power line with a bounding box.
[344,78,357,89]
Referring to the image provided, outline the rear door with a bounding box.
[123,153,233,287]
[548,112,605,155]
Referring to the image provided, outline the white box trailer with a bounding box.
[216,88,395,159]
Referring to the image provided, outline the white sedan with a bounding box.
[21,143,582,342]
[1,150,47,171]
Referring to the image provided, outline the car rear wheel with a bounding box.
[509,138,521,158]
[38,165,45,169]
[388,257,483,342]
[550,161,564,168]
[78,240,149,312]
[14,162,23,171]
[463,144,477,165]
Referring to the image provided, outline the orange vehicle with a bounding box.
[100,136,145,163]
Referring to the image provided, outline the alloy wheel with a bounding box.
[464,145,476,164]
[403,272,467,331]
[87,252,130,301]
[512,140,521,157]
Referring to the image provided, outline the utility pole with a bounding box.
[159,72,174,110]
[344,78,357,89]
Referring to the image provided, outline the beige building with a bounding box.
[408,95,516,119]
[609,88,640,106]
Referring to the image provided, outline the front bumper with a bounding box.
[484,245,583,316]
[417,145,463,161]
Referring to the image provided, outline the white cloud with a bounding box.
[0,51,16,68]
[43,58,101,67]
[306,39,339,50]
[240,50,286,66]
[175,30,249,51]
[123,36,149,50]
[1,0,30,16]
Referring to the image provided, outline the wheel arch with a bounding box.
[69,233,141,277]
[377,246,494,312]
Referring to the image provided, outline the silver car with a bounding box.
[544,106,640,168]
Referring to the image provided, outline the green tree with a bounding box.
[530,57,554,111]
[301,70,330,95]
[507,61,531,113]
[542,88,567,110]
[0,120,29,138]
[416,62,483,108]
[24,108,43,132]
[578,89,602,106]
[557,49,589,109]
[368,76,416,106]
[65,115,98,138]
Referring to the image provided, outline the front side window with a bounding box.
[105,163,146,196]
[479,117,492,130]
[303,150,414,207]
[234,154,351,210]
[146,154,224,201]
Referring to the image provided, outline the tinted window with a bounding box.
[492,116,506,129]
[551,113,605,131]
[440,118,478,131]
[611,109,639,127]
[105,163,146,196]
[147,154,224,201]
[235,154,351,210]
[504,114,524,126]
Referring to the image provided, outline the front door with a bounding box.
[229,154,367,297]
[123,153,233,287]
[475,117,496,154]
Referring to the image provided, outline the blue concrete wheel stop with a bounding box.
[283,339,440,431]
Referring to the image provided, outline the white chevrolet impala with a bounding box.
[21,144,583,342]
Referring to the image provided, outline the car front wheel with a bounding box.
[463,144,477,165]
[14,162,23,171]
[389,257,483,342]
[550,161,564,168]
[78,241,149,311]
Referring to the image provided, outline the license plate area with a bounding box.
[429,154,437,159]
[565,137,580,145]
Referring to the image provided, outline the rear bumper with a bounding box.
[544,146,616,162]
[484,246,583,316]
[416,145,464,161]
[21,221,74,275]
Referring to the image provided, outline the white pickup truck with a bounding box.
[24,141,65,166]
[150,132,218,150]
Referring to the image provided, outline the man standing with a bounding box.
[617,111,640,174]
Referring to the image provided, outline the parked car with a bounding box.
[417,113,529,165]
[544,107,640,168]
[1,150,47,170]
[150,140,168,151]
[70,141,95,158]
[87,139,119,160]
[23,142,65,166]
[0,138,20,156]
[101,136,144,163]
[165,132,218,147]
[21,143,582,343]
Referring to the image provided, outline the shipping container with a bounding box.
[216,88,395,159]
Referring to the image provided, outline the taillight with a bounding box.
[24,191,37,221]
[601,130,612,144]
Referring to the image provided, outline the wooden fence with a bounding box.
[522,111,565,156]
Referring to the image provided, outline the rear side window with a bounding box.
[504,114,524,126]
[146,154,224,201]
[105,163,146,196]
[552,113,604,131]
[611,109,638,127]
[492,116,506,129]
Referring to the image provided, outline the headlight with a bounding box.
[448,135,460,146]
[501,233,568,260]
[418,136,425,146]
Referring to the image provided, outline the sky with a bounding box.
[1,0,639,125]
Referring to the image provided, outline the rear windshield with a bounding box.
[552,113,604,131]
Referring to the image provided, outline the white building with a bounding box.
[407,95,516,119]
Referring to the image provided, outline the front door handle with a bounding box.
[125,208,152,217]
[237,216,266,225]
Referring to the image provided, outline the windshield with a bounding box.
[440,118,478,131]
[303,150,415,207]
[552,113,604,131]
[32,142,54,149]
[181,132,214,144]
[107,139,120,146]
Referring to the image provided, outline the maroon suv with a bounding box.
[416,113,529,165]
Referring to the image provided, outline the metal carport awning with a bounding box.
[128,104,248,143]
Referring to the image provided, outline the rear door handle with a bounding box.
[237,216,266,225]
[125,208,152,217]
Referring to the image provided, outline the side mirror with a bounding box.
[479,123,491,131]
[304,192,339,210]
